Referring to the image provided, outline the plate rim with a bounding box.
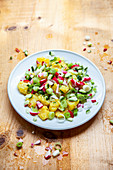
[7,49,106,130]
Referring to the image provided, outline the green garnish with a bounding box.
[10,56,13,60]
[110,120,113,125]
[48,112,55,120]
[86,109,90,114]
[16,142,23,148]
[64,112,70,119]
[31,66,34,72]
[73,108,78,116]
[54,142,62,151]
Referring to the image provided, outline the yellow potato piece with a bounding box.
[67,100,79,110]
[55,109,68,118]
[36,57,50,66]
[27,95,39,107]
[49,99,60,112]
[17,81,28,95]
[60,85,69,93]
[37,95,50,106]
[52,83,57,92]
[38,106,49,120]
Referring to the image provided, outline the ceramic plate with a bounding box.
[7,50,106,130]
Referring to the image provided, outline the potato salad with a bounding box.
[17,51,97,122]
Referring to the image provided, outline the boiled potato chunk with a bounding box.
[38,106,49,120]
[67,100,79,110]
[37,95,50,106]
[52,83,57,92]
[17,81,28,95]
[49,99,60,112]
[60,85,69,93]
[27,95,38,107]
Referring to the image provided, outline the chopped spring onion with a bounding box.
[33,116,37,122]
[64,112,70,119]
[110,120,113,125]
[48,112,55,120]
[67,117,73,122]
[86,109,90,114]
[54,142,62,151]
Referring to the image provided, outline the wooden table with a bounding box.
[0,0,113,169]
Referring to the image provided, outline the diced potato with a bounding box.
[67,100,79,110]
[60,85,69,93]
[38,106,49,120]
[49,99,60,112]
[52,62,61,69]
[55,109,68,118]
[37,95,50,106]
[17,81,28,95]
[36,57,50,66]
[52,83,57,92]
[27,95,39,107]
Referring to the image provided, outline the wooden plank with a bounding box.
[0,0,113,169]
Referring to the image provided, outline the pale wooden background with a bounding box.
[0,0,113,169]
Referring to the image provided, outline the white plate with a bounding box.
[7,50,106,130]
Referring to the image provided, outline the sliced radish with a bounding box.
[34,140,41,145]
[68,110,74,118]
[36,101,43,109]
[44,150,51,159]
[30,112,38,116]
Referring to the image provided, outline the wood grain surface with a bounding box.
[0,0,113,169]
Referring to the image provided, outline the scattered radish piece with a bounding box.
[15,48,20,53]
[36,101,43,109]
[62,71,67,74]
[52,150,60,157]
[40,79,47,85]
[83,77,91,81]
[31,143,34,148]
[34,140,41,145]
[71,64,79,69]
[91,99,96,103]
[44,150,51,159]
[62,151,68,156]
[30,112,38,116]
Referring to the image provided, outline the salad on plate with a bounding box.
[17,51,97,122]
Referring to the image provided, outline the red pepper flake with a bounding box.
[83,48,86,51]
[103,48,107,52]
[107,60,112,64]
[15,48,20,53]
